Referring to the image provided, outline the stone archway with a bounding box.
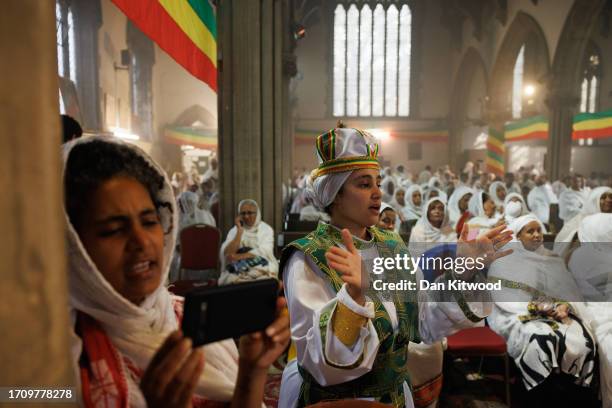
[545,0,608,179]
[449,47,488,171]
[489,11,551,120]
[487,12,551,174]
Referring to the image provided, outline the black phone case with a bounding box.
[182,278,279,346]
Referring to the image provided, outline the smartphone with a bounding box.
[182,279,279,346]
[240,220,244,227]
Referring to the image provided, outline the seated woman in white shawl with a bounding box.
[503,192,530,224]
[555,186,612,259]
[487,214,598,406]
[219,199,279,285]
[527,176,558,225]
[466,191,503,235]
[63,137,290,407]
[401,184,423,222]
[177,191,216,229]
[409,197,457,258]
[423,186,448,204]
[389,187,407,217]
[488,181,507,216]
[569,213,612,407]
[558,175,587,223]
[447,186,473,229]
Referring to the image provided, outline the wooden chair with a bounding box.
[445,326,511,406]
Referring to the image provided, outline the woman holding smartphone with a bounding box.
[63,136,290,407]
[278,128,513,408]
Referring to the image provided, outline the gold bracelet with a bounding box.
[331,301,368,347]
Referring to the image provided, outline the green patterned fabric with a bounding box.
[280,222,420,407]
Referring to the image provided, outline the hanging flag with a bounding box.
[486,127,505,176]
[572,110,612,140]
[504,115,548,142]
[164,126,217,149]
[111,0,217,92]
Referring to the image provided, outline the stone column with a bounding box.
[0,0,74,397]
[218,0,294,234]
[545,91,578,180]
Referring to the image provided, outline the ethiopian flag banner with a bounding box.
[164,126,217,149]
[486,127,505,176]
[572,110,612,140]
[111,0,217,92]
[504,115,548,142]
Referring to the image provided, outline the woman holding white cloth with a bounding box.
[278,127,513,408]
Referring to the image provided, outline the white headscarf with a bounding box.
[554,186,612,255]
[423,187,448,204]
[503,192,530,224]
[488,181,507,208]
[177,191,216,229]
[220,199,278,274]
[490,214,578,305]
[389,187,406,214]
[63,136,239,404]
[408,197,456,256]
[400,184,423,221]
[558,188,587,222]
[467,190,501,230]
[447,185,473,227]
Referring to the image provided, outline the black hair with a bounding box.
[65,140,171,230]
[61,115,83,143]
[482,192,491,205]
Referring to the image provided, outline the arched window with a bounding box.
[511,44,525,119]
[579,43,601,114]
[56,0,76,84]
[333,2,412,117]
[579,43,601,146]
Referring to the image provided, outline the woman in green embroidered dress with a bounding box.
[278,128,513,408]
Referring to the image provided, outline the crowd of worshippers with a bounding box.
[283,152,612,407]
[287,161,612,240]
[59,115,612,406]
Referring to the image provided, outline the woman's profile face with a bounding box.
[518,220,543,251]
[77,176,164,305]
[483,197,496,218]
[395,190,405,206]
[496,186,506,201]
[239,202,258,227]
[412,191,422,207]
[600,192,612,213]
[459,193,472,212]
[427,201,445,228]
[333,168,382,228]
[377,209,397,231]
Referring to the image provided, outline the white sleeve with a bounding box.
[417,267,492,343]
[284,251,381,386]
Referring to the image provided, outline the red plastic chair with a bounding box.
[179,224,221,270]
[446,326,511,406]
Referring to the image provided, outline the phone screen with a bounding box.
[182,279,279,346]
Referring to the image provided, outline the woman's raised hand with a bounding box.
[456,223,514,280]
[140,331,205,408]
[325,229,365,305]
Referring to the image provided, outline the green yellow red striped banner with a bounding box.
[164,126,217,149]
[572,110,612,140]
[486,127,505,176]
[504,115,548,142]
[111,0,217,91]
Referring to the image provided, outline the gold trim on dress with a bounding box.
[332,301,368,346]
